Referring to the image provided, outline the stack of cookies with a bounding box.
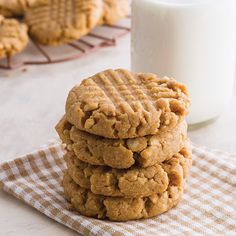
[56,69,192,221]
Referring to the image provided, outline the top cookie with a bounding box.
[0,0,36,17]
[25,0,103,45]
[66,69,190,139]
[101,0,130,25]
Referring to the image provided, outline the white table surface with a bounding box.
[0,35,236,236]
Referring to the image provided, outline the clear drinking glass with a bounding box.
[131,0,236,125]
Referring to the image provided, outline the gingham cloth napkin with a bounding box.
[0,143,236,236]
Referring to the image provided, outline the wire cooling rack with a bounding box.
[0,18,130,70]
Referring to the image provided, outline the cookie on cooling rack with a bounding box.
[65,69,190,139]
[25,0,103,45]
[0,15,28,59]
[0,0,36,17]
[100,0,130,25]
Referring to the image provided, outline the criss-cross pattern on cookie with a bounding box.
[25,0,103,45]
[66,69,190,139]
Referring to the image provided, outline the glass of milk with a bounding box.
[131,0,236,125]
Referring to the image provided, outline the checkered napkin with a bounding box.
[0,143,236,236]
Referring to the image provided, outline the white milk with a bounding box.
[131,0,236,125]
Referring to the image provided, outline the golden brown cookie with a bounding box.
[0,0,36,17]
[65,147,191,198]
[63,171,185,221]
[100,0,130,25]
[65,69,190,139]
[55,115,73,145]
[56,115,188,168]
[25,0,103,45]
[0,15,28,59]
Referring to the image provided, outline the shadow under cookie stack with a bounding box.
[56,69,192,221]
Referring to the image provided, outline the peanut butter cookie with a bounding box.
[55,115,73,145]
[56,116,187,168]
[65,147,191,198]
[25,0,103,45]
[0,15,28,58]
[100,0,130,25]
[0,0,36,17]
[63,171,185,221]
[65,69,190,139]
